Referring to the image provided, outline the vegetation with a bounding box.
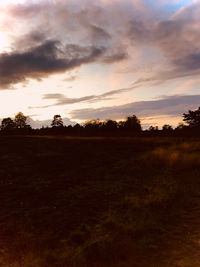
[14,112,30,129]
[1,107,200,136]
[1,117,15,132]
[51,114,64,128]
[1,112,31,134]
[1,136,200,266]
[1,107,200,266]
[183,107,200,127]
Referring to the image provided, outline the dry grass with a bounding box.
[1,136,200,266]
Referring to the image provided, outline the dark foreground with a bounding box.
[1,136,200,266]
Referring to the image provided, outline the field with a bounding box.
[1,135,200,266]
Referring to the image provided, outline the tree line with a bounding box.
[1,107,200,136]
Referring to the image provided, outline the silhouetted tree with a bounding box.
[14,112,30,129]
[103,119,118,131]
[123,115,141,132]
[84,119,103,130]
[183,107,200,127]
[118,120,126,130]
[51,115,64,128]
[1,117,15,131]
[162,124,173,132]
[73,123,83,134]
[175,123,187,130]
[148,126,159,132]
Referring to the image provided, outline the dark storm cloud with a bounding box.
[70,94,200,120]
[0,40,105,88]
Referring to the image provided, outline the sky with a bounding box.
[0,0,200,128]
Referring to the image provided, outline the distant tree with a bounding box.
[175,123,187,130]
[123,115,141,132]
[183,107,200,127]
[51,115,64,128]
[148,126,159,131]
[1,117,15,131]
[73,123,83,133]
[73,123,82,130]
[14,112,30,129]
[84,119,103,130]
[162,124,173,131]
[118,120,126,129]
[103,119,118,131]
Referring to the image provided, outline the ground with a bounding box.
[1,135,200,266]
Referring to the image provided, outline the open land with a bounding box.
[1,136,200,266]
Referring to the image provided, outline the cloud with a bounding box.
[89,25,111,41]
[126,1,200,83]
[63,75,77,82]
[0,0,143,88]
[29,85,138,109]
[102,51,128,63]
[70,94,200,120]
[41,93,98,107]
[173,78,200,95]
[42,94,65,100]
[27,116,76,128]
[0,40,105,88]
[173,53,200,72]
[1,0,200,90]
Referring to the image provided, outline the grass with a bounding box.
[1,136,200,266]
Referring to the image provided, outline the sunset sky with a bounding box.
[0,0,200,128]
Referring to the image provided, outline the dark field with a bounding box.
[1,136,200,266]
